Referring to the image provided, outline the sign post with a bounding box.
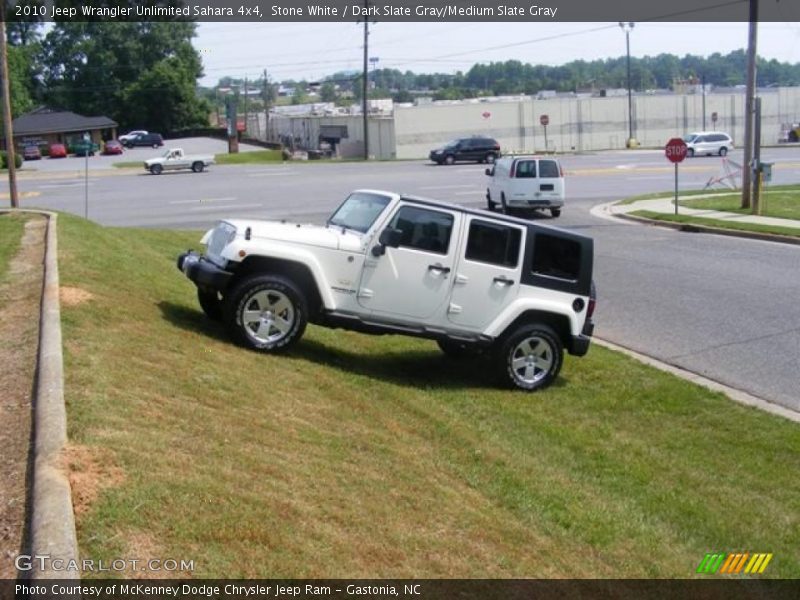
[540,114,549,153]
[665,137,688,215]
[83,131,90,219]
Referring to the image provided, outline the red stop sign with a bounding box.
[665,137,687,163]
[540,114,549,126]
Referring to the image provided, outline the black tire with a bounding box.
[223,274,308,352]
[500,192,508,214]
[197,288,223,321]
[719,147,728,157]
[687,148,695,157]
[550,208,561,218]
[152,143,159,149]
[437,339,484,359]
[192,161,204,173]
[444,155,455,165]
[487,191,497,212]
[485,153,497,164]
[495,324,563,391]
[150,164,163,175]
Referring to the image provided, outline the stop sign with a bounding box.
[665,137,687,163]
[540,114,549,126]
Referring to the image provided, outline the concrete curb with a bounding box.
[594,338,800,423]
[1,209,79,579]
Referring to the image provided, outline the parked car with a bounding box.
[22,145,42,160]
[486,156,565,218]
[124,133,163,149]
[429,137,501,165]
[102,140,124,155]
[177,189,596,391]
[48,143,67,159]
[682,131,733,157]
[118,130,148,144]
[144,148,214,174]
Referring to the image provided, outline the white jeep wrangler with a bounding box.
[177,190,596,391]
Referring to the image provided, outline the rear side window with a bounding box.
[514,160,536,178]
[389,206,453,255]
[531,233,581,281]
[465,220,522,267]
[539,160,561,178]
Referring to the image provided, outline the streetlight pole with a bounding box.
[619,22,636,148]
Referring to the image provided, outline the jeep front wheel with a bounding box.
[496,324,563,391]
[224,275,308,352]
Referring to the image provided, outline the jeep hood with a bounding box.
[224,219,364,251]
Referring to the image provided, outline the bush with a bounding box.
[0,151,23,169]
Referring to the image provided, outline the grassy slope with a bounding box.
[57,214,800,578]
[0,213,26,284]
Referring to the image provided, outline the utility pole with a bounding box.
[244,76,249,136]
[361,0,370,160]
[264,69,269,142]
[741,0,758,209]
[0,16,19,208]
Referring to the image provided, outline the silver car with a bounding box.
[683,131,734,157]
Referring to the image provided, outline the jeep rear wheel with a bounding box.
[198,288,223,321]
[224,275,308,352]
[496,324,563,391]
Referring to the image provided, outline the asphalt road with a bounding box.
[4,143,800,412]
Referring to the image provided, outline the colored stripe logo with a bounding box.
[697,552,772,574]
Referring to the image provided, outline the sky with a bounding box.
[193,21,800,87]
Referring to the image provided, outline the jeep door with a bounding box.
[447,216,524,330]
[358,204,461,320]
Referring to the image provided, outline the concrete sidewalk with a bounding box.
[611,195,800,231]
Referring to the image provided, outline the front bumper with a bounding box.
[506,198,565,209]
[177,251,233,291]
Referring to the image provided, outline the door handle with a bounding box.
[493,276,515,285]
[428,264,451,274]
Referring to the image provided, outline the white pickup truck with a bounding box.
[144,148,215,174]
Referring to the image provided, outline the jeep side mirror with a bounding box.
[379,227,403,248]
[372,227,403,257]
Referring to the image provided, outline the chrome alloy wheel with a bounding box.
[241,289,295,345]
[510,335,554,386]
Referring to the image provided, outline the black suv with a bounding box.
[429,137,501,165]
[124,133,164,149]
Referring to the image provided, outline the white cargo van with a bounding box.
[486,156,565,218]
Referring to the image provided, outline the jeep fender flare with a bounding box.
[223,244,335,311]
[484,298,582,343]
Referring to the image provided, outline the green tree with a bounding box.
[38,22,208,130]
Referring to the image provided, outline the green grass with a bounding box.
[213,149,283,165]
[113,150,283,169]
[0,213,27,284]
[630,210,800,239]
[680,185,800,220]
[57,214,800,578]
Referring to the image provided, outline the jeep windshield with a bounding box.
[327,192,391,233]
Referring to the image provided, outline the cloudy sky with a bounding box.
[193,21,800,86]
